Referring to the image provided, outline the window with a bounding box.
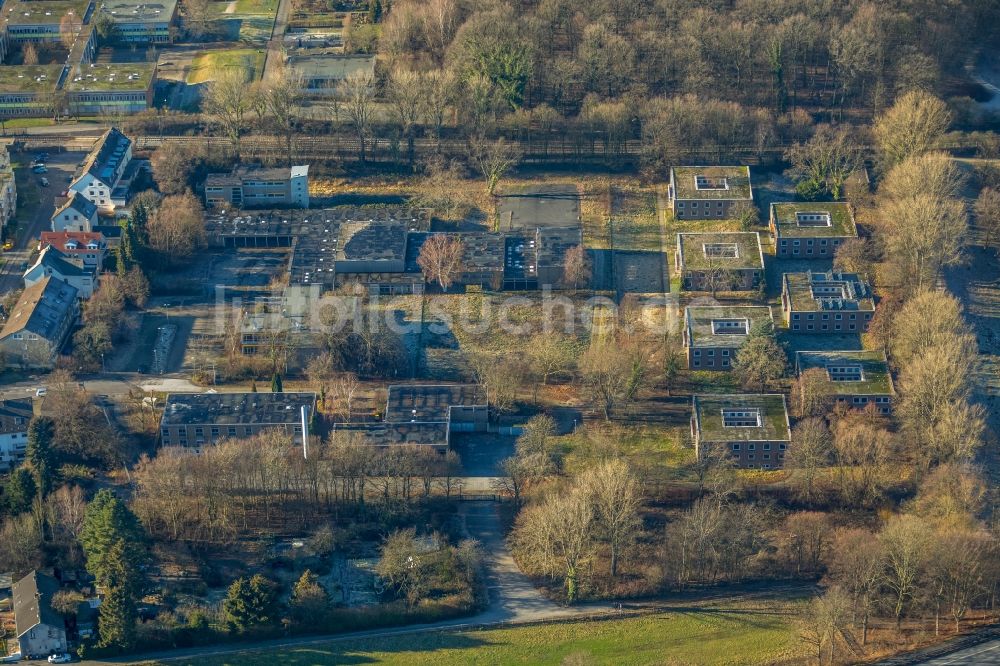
[732,443,740,451]
[211,427,219,436]
[722,359,729,366]
[228,427,237,436]
[763,443,771,451]
[703,243,739,259]
[748,443,756,451]
[693,360,700,367]
[722,408,762,428]
[721,349,730,357]
[195,427,204,436]
[693,350,701,357]
[695,175,729,190]
[827,364,863,382]
[706,350,714,356]
[711,319,749,335]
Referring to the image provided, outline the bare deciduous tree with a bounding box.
[579,338,648,420]
[791,367,833,418]
[579,459,642,577]
[880,514,931,628]
[334,71,377,163]
[527,332,578,385]
[785,124,861,199]
[511,485,594,603]
[786,417,832,504]
[148,193,208,263]
[561,244,590,290]
[974,187,1000,250]
[203,68,254,157]
[416,234,464,290]
[468,136,522,198]
[874,90,951,168]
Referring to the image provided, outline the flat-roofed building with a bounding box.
[64,63,157,116]
[0,65,64,117]
[205,165,309,209]
[691,394,791,469]
[668,166,753,220]
[781,271,875,334]
[2,0,93,43]
[97,0,177,42]
[675,231,764,292]
[159,392,316,450]
[331,384,487,453]
[795,350,894,414]
[683,305,773,370]
[770,202,858,258]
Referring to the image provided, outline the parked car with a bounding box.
[31,164,48,174]
[1,240,13,251]
[35,387,47,397]
[48,654,74,664]
[40,177,49,187]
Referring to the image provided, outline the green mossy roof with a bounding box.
[782,271,875,312]
[693,394,790,442]
[672,166,752,200]
[770,202,858,238]
[795,350,893,395]
[686,305,773,347]
[677,232,763,270]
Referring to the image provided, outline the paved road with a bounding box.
[916,640,1000,664]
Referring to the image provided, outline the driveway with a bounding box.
[0,150,88,294]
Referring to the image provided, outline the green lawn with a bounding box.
[187,49,266,84]
[557,423,693,480]
[152,604,804,666]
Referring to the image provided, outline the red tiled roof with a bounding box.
[39,231,106,253]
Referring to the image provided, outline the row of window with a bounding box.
[692,349,730,357]
[677,201,727,208]
[791,312,870,321]
[692,358,729,367]
[732,442,787,451]
[780,238,843,246]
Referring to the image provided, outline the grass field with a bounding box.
[187,49,266,84]
[557,423,693,480]
[151,602,805,666]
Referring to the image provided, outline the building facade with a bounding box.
[0,276,79,369]
[675,232,764,292]
[795,350,894,415]
[39,231,107,268]
[770,202,858,259]
[691,394,791,469]
[0,398,32,473]
[68,127,133,213]
[23,245,96,298]
[12,571,68,659]
[668,166,753,220]
[683,305,773,370]
[159,392,316,450]
[51,193,99,232]
[205,165,309,209]
[781,271,875,334]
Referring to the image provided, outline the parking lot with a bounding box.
[496,183,581,230]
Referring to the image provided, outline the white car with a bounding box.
[35,387,47,397]
[48,655,73,664]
